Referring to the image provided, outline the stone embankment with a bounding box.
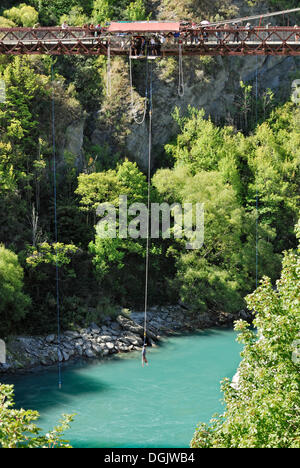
[0,305,251,374]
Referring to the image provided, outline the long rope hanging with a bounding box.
[178,43,185,98]
[142,60,153,367]
[129,52,148,125]
[51,63,62,390]
[106,42,112,98]
[255,56,259,290]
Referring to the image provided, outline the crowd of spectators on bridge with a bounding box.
[28,19,300,54]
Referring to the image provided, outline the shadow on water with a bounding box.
[2,357,125,413]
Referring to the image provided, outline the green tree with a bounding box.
[3,3,38,27]
[125,0,148,21]
[153,166,281,314]
[92,0,147,24]
[191,221,300,448]
[0,245,31,335]
[23,242,84,332]
[0,17,15,27]
[0,384,73,448]
[165,103,300,257]
[77,160,172,306]
[249,103,300,252]
[92,0,116,23]
[32,0,93,25]
[59,6,89,26]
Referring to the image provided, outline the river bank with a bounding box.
[0,305,251,374]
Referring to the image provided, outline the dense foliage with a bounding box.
[0,50,299,334]
[0,383,73,448]
[0,0,299,335]
[0,0,148,26]
[191,221,300,448]
[0,245,30,335]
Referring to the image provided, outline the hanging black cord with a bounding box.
[51,63,62,389]
[255,56,259,289]
[143,60,153,353]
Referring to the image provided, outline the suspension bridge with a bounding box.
[0,7,300,57]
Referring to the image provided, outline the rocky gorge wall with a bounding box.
[63,54,300,171]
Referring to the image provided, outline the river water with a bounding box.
[5,328,241,448]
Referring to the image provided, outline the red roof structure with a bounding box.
[107,22,180,33]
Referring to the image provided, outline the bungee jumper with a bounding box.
[142,343,148,367]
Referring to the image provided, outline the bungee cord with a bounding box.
[178,43,185,98]
[255,56,259,290]
[142,60,153,367]
[129,51,148,125]
[106,42,112,98]
[51,63,62,390]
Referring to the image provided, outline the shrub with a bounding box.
[0,245,31,335]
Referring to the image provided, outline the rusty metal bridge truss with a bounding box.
[0,26,300,57]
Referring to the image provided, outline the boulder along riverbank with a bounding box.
[0,305,251,374]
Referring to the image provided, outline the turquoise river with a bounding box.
[4,328,242,448]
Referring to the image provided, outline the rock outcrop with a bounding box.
[0,305,250,374]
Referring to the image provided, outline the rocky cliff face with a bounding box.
[89,54,300,170]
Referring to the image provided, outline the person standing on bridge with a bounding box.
[155,35,161,56]
[131,38,138,56]
[141,36,147,56]
[216,25,223,44]
[191,30,199,45]
[160,34,166,46]
[174,31,180,44]
[60,21,68,39]
[245,22,253,41]
[89,24,96,37]
[233,23,240,43]
[95,24,102,37]
[150,36,157,56]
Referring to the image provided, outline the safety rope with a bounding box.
[129,51,148,125]
[178,43,184,98]
[106,42,112,98]
[51,63,62,390]
[255,56,259,290]
[142,60,153,366]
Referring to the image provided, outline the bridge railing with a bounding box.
[0,27,92,42]
[0,26,300,44]
[182,27,300,44]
